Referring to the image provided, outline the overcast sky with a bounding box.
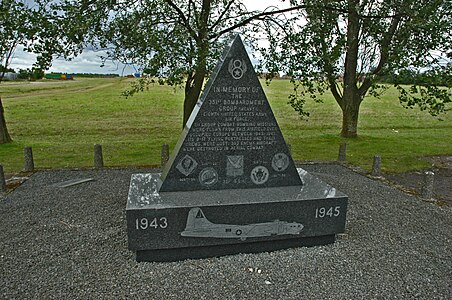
[10,1,287,75]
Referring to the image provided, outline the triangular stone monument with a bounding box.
[160,35,302,192]
[126,35,348,262]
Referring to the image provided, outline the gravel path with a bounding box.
[1,164,450,299]
[386,168,452,206]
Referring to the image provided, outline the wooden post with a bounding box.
[338,143,347,162]
[421,171,434,200]
[24,146,34,172]
[94,144,104,168]
[0,165,6,193]
[371,155,381,177]
[161,144,170,168]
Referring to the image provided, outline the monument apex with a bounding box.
[159,35,301,192]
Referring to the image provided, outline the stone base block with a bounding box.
[136,235,335,262]
[126,169,348,262]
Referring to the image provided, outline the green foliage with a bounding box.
[17,68,45,81]
[57,1,312,125]
[260,0,451,135]
[0,0,105,143]
[0,66,14,74]
[0,0,65,73]
[382,68,451,87]
[379,67,452,115]
[59,1,251,89]
[58,1,238,125]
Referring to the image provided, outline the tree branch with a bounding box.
[163,0,198,42]
[0,40,18,83]
[330,80,344,108]
[359,15,401,95]
[318,28,343,106]
[207,2,395,41]
[209,4,310,40]
[209,0,236,31]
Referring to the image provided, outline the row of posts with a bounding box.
[337,142,435,200]
[338,143,381,176]
[0,143,436,200]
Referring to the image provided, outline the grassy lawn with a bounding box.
[0,77,450,174]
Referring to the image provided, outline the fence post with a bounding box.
[0,165,6,193]
[371,155,382,177]
[338,143,347,162]
[94,144,104,168]
[421,171,434,200]
[161,144,170,168]
[24,146,34,172]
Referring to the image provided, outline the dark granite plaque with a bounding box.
[127,168,347,261]
[159,35,301,192]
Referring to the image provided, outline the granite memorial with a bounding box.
[126,35,348,262]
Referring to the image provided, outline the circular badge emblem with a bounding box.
[250,166,269,185]
[199,167,219,187]
[228,59,247,80]
[272,153,290,172]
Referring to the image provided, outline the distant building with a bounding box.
[0,72,18,80]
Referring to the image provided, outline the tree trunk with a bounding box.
[339,0,361,138]
[182,43,209,127]
[340,95,361,138]
[183,68,206,127]
[0,97,12,144]
[181,0,211,128]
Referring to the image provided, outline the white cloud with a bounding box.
[9,46,137,75]
[8,47,37,70]
[49,50,137,75]
[242,0,288,11]
[11,47,136,75]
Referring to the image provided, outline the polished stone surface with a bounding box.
[129,169,344,209]
[127,168,348,253]
[159,35,301,192]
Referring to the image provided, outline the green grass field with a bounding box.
[0,77,450,174]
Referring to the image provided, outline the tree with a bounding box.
[0,0,63,144]
[59,0,309,127]
[261,0,451,137]
[0,0,28,143]
[17,68,45,81]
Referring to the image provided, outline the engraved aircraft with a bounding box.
[181,207,304,241]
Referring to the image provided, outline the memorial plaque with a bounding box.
[159,35,301,192]
[126,35,348,262]
[127,168,348,262]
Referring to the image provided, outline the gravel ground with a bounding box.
[386,168,452,204]
[385,160,452,207]
[1,164,450,299]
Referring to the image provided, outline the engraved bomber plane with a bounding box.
[181,207,304,241]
